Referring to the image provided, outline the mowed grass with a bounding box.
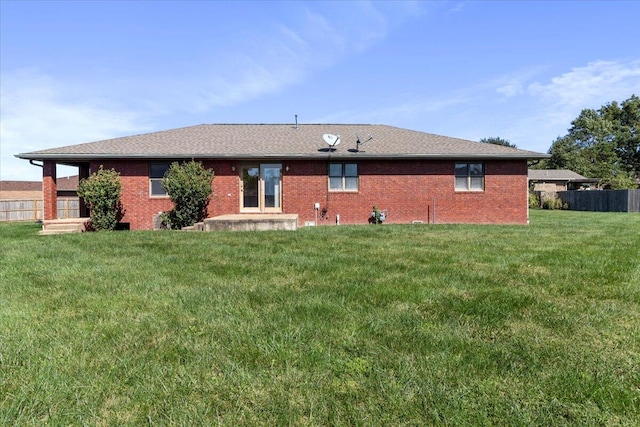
[1,211,639,426]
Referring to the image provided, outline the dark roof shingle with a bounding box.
[17,124,548,161]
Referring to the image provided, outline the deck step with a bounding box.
[182,222,205,231]
[40,218,89,235]
[203,214,298,231]
[43,223,85,231]
[39,228,82,235]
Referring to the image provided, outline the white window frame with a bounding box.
[329,163,358,192]
[455,162,484,191]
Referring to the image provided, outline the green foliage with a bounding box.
[480,136,517,148]
[369,205,388,223]
[77,166,123,231]
[547,95,640,188]
[528,192,540,209]
[162,160,214,229]
[542,196,567,210]
[371,205,383,224]
[607,172,638,190]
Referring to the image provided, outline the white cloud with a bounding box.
[149,12,347,111]
[312,93,472,125]
[496,83,524,98]
[447,2,467,14]
[493,67,550,100]
[163,2,419,112]
[0,69,150,180]
[529,60,640,103]
[501,59,640,151]
[1,3,426,181]
[310,59,640,155]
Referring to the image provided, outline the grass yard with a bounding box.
[1,210,639,425]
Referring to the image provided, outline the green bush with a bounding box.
[542,196,568,210]
[162,161,215,229]
[77,167,123,231]
[606,172,638,189]
[528,193,541,209]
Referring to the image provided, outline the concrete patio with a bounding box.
[182,214,299,232]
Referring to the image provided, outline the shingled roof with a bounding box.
[17,124,547,161]
[528,169,599,182]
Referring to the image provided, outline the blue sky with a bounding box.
[1,0,639,181]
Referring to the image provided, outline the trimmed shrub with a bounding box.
[528,193,541,209]
[77,166,123,231]
[542,196,568,210]
[162,161,215,229]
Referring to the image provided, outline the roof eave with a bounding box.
[327,153,551,160]
[17,152,551,162]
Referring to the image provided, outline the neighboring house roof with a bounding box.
[57,175,79,191]
[0,181,41,200]
[0,180,42,192]
[16,124,548,161]
[0,176,78,192]
[528,169,600,182]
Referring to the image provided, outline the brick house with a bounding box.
[528,169,601,192]
[16,124,547,230]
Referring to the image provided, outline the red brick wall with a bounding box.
[88,158,529,230]
[284,159,528,226]
[88,160,240,230]
[43,161,57,220]
[205,160,240,218]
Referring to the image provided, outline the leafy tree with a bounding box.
[602,95,640,178]
[162,160,215,229]
[77,166,123,231]
[546,94,639,189]
[480,136,517,148]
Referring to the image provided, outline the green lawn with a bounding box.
[1,210,639,425]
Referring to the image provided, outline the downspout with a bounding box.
[30,160,44,168]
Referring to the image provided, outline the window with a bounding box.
[329,163,358,191]
[455,162,484,191]
[149,163,170,196]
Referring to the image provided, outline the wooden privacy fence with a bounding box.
[0,198,80,221]
[557,189,640,213]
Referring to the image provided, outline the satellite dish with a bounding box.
[323,133,341,147]
[351,132,373,152]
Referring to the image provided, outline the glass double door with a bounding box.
[241,164,282,212]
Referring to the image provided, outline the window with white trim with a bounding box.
[329,163,358,191]
[455,162,484,191]
[149,163,170,196]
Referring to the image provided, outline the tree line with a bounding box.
[483,94,639,189]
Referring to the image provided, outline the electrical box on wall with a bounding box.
[314,203,320,210]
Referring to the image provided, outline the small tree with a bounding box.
[77,166,123,231]
[162,160,214,229]
[480,137,517,148]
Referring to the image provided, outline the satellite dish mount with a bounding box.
[322,134,341,151]
[353,132,373,153]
